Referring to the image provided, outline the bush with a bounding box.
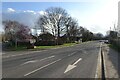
[17,41,31,47]
[34,37,64,46]
[56,38,64,45]
[27,44,34,49]
[35,40,56,46]
[110,39,120,51]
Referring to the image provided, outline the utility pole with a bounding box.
[109,27,111,43]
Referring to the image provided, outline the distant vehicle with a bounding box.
[99,40,104,42]
[104,40,109,44]
[99,40,109,44]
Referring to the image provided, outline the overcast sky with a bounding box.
[1,0,120,35]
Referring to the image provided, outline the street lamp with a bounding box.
[10,25,17,48]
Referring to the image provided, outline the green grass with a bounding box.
[4,41,94,51]
[109,44,120,52]
[5,46,27,51]
[5,42,78,51]
[35,43,77,50]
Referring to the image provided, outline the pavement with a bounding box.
[2,41,101,78]
[102,43,120,78]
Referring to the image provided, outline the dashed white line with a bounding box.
[18,54,24,56]
[11,55,16,57]
[68,52,76,56]
[24,59,61,76]
[21,55,55,65]
[3,50,47,58]
[21,60,37,65]
[82,50,87,54]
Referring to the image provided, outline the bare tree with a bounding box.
[36,7,69,44]
[2,20,31,47]
[37,15,49,33]
[45,7,68,38]
[36,7,95,43]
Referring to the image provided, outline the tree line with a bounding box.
[2,7,104,47]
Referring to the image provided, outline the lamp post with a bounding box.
[10,24,17,48]
[30,38,36,48]
[117,30,120,47]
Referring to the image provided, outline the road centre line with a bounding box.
[3,50,46,58]
[68,52,76,56]
[21,55,55,65]
[82,50,88,54]
[24,58,61,76]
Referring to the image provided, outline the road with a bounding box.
[2,41,101,78]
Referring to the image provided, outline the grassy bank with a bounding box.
[4,42,78,51]
[3,46,27,51]
[34,43,77,50]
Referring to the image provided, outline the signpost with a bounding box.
[30,39,36,49]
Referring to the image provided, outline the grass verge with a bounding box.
[34,42,77,50]
[3,46,27,51]
[109,44,120,52]
[4,42,79,51]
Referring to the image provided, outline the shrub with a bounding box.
[35,40,56,46]
[110,39,120,51]
[17,41,31,47]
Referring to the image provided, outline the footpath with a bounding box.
[102,43,120,78]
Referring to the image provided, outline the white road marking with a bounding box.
[64,58,82,73]
[82,50,87,54]
[64,65,76,73]
[73,58,82,65]
[3,50,47,58]
[11,55,16,57]
[39,56,55,61]
[21,60,37,65]
[18,54,24,56]
[24,59,61,76]
[21,55,55,65]
[68,52,76,56]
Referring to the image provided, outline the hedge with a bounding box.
[110,39,120,51]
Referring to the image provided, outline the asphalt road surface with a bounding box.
[2,41,101,78]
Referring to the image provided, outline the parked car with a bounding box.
[104,40,109,44]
